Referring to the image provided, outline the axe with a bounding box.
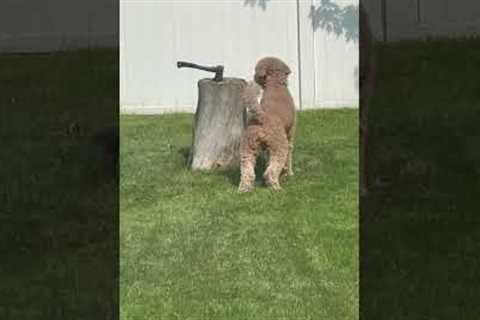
[177,61,224,82]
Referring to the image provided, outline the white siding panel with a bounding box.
[120,0,300,111]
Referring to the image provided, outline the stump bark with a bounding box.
[188,78,247,171]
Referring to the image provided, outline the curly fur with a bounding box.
[238,57,296,192]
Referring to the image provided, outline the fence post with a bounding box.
[296,0,303,110]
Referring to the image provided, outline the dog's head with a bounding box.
[254,57,291,88]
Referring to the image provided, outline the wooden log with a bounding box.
[188,78,247,171]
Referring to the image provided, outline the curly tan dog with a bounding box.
[238,57,296,192]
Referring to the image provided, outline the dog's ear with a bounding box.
[255,64,268,78]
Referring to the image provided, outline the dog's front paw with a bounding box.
[246,80,261,94]
[242,82,261,104]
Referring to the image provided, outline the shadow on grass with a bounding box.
[177,146,268,187]
[224,153,268,187]
[178,146,191,167]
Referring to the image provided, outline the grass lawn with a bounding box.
[120,109,358,319]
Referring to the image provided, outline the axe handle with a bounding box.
[177,61,218,73]
[177,61,224,81]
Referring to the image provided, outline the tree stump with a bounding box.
[188,78,247,171]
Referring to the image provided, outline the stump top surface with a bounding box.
[198,77,246,86]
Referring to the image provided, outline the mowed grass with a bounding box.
[120,109,358,319]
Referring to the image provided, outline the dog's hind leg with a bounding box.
[282,123,296,177]
[238,126,262,192]
[264,132,289,191]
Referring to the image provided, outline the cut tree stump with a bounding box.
[188,78,247,171]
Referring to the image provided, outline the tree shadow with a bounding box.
[178,146,269,187]
[309,0,359,43]
[178,146,191,167]
[243,0,271,10]
[243,0,359,43]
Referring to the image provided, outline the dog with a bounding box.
[238,57,296,192]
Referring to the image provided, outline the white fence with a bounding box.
[120,0,359,112]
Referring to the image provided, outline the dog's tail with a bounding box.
[242,81,265,119]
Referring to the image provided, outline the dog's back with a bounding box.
[252,56,296,133]
[261,85,296,133]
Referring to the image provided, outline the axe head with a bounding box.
[213,66,224,82]
[176,61,224,82]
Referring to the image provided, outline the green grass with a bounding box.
[120,109,358,319]
[363,38,480,319]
